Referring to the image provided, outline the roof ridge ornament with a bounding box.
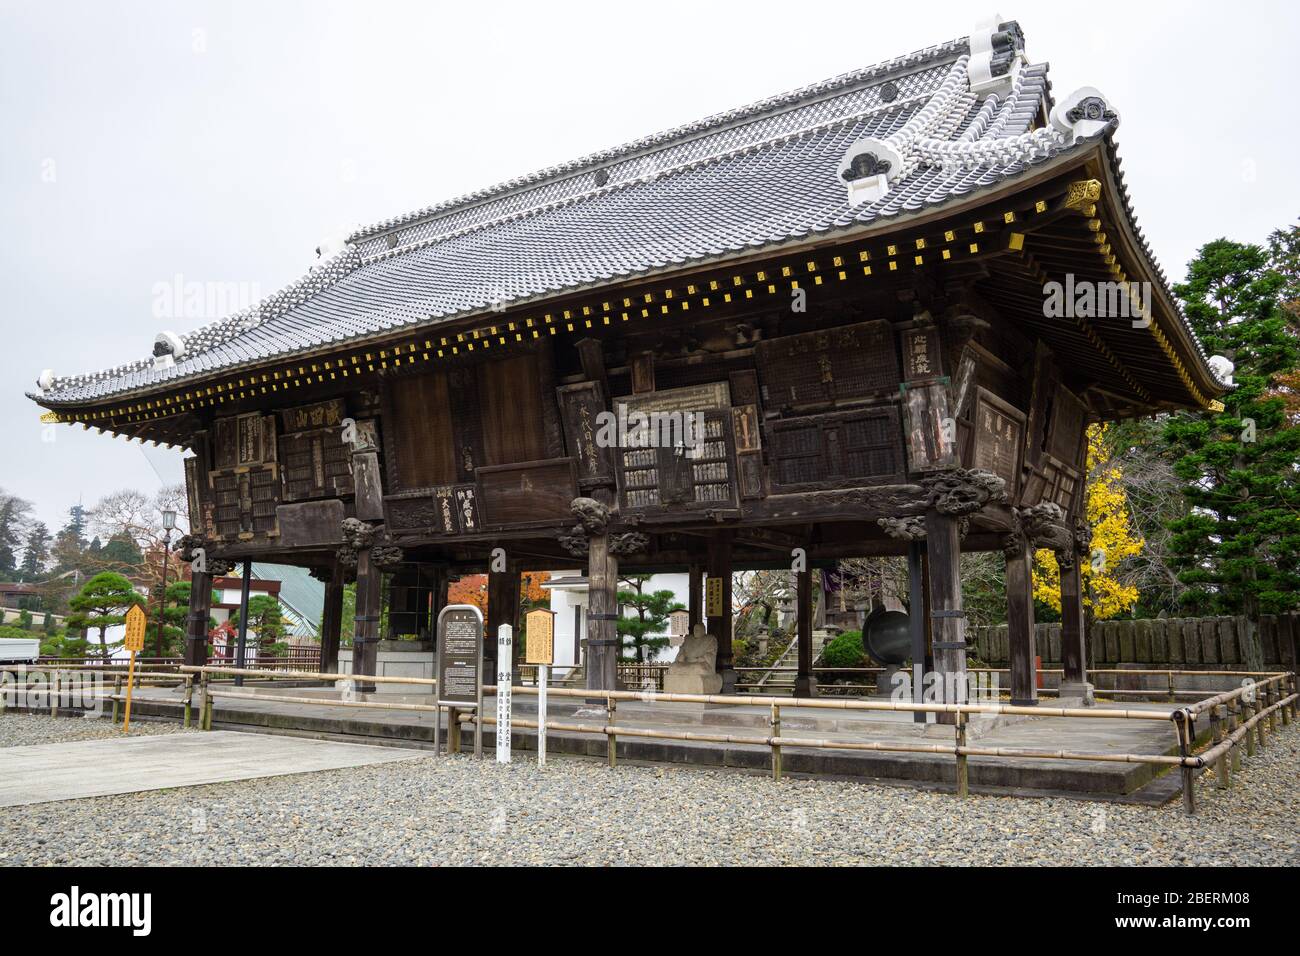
[968,14,1025,95]
[1051,87,1119,144]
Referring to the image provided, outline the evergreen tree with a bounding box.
[1162,238,1300,664]
[52,504,89,573]
[0,490,34,579]
[616,575,684,663]
[65,571,145,661]
[19,522,51,580]
[231,594,288,657]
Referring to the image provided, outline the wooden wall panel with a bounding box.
[386,371,457,490]
[478,353,546,467]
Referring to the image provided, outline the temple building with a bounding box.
[29,17,1228,710]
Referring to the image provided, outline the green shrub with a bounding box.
[820,630,866,668]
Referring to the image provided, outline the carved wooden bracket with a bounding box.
[923,469,1006,516]
[878,516,926,541]
[609,532,650,556]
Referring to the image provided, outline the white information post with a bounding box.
[537,664,548,766]
[496,624,513,764]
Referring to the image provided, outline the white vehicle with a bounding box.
[0,637,40,665]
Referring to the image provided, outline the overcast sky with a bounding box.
[2,0,1297,537]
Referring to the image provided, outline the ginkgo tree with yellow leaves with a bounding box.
[1032,424,1144,619]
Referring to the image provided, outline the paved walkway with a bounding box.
[0,731,423,807]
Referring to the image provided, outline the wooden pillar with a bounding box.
[1059,556,1087,686]
[486,561,520,678]
[1003,533,1038,706]
[794,566,816,697]
[319,563,344,674]
[688,564,703,629]
[906,540,927,723]
[707,531,736,693]
[924,510,966,723]
[183,570,212,668]
[585,533,619,691]
[352,548,380,693]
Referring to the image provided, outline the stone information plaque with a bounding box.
[436,604,484,708]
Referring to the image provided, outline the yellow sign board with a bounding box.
[705,577,724,618]
[123,604,147,654]
[525,608,555,666]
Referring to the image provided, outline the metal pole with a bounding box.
[234,559,252,687]
[154,530,171,659]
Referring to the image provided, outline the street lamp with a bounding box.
[154,508,178,658]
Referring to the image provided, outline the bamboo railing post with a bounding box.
[201,672,213,731]
[1281,679,1292,727]
[1244,697,1257,757]
[1176,711,1196,815]
[771,704,782,781]
[955,710,969,798]
[607,694,617,768]
[1210,705,1228,790]
[1267,683,1279,734]
[50,670,59,718]
[1227,699,1241,774]
[1167,672,1176,703]
[112,675,122,724]
[182,677,193,729]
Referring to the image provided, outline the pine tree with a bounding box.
[1162,237,1300,665]
[616,575,684,663]
[65,571,145,661]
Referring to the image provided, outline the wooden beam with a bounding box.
[184,570,212,668]
[707,530,737,693]
[924,509,966,725]
[1004,535,1039,706]
[319,562,344,674]
[794,566,816,698]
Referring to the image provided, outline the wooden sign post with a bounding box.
[435,604,484,757]
[525,608,556,766]
[121,604,147,733]
[705,577,724,618]
[495,624,513,764]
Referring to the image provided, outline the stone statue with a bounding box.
[663,623,723,696]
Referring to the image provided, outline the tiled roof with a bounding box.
[31,21,1224,407]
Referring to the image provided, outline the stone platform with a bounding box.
[0,731,423,807]
[106,683,1197,803]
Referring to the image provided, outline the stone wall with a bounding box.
[970,613,1299,671]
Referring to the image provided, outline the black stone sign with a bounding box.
[436,604,484,708]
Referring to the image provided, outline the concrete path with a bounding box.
[0,731,424,807]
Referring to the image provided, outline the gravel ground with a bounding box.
[0,713,1295,866]
[0,712,189,748]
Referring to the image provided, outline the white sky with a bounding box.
[2,0,1298,536]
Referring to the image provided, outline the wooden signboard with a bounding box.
[436,604,484,708]
[968,388,1025,497]
[525,608,555,665]
[557,381,616,489]
[705,577,724,618]
[755,320,899,408]
[901,325,944,382]
[477,458,577,527]
[765,406,904,492]
[901,382,958,473]
[123,604,147,654]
